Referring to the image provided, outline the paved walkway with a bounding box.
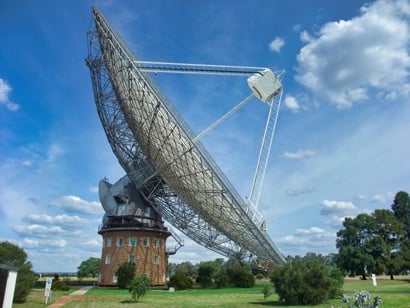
[48,286,93,307]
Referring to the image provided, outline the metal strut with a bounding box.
[135,61,267,76]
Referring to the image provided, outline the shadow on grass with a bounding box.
[121,299,138,303]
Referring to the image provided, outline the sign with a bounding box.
[44,279,53,304]
[371,273,377,287]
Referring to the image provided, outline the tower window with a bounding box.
[154,255,160,265]
[117,237,124,247]
[105,254,111,264]
[154,239,160,248]
[143,238,150,247]
[107,238,112,247]
[129,255,135,263]
[129,237,137,247]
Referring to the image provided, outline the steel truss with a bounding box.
[86,6,285,263]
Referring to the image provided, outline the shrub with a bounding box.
[263,285,272,300]
[342,290,382,308]
[51,280,70,291]
[116,262,135,289]
[128,274,151,302]
[214,270,229,288]
[270,254,344,305]
[196,262,216,288]
[232,270,255,288]
[169,272,193,290]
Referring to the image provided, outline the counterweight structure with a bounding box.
[86,6,285,265]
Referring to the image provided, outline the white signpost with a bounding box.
[44,278,53,304]
[371,273,377,287]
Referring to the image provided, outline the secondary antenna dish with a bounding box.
[86,5,285,263]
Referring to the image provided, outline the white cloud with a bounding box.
[269,37,285,53]
[277,227,336,256]
[46,143,64,163]
[284,95,300,112]
[23,214,87,229]
[296,227,325,235]
[283,149,317,159]
[0,78,20,111]
[21,160,33,167]
[295,0,410,108]
[14,224,65,237]
[357,192,394,204]
[320,200,357,216]
[51,195,103,215]
[21,238,67,249]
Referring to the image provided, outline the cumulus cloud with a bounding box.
[21,238,67,249]
[357,192,394,204]
[0,78,20,111]
[23,214,87,229]
[296,227,325,235]
[283,149,317,159]
[278,227,336,255]
[320,200,357,216]
[269,37,285,53]
[51,195,103,215]
[284,95,301,112]
[14,224,65,237]
[295,0,410,108]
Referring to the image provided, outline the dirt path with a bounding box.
[48,286,93,307]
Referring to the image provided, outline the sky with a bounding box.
[1,0,409,273]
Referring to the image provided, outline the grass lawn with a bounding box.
[13,277,410,307]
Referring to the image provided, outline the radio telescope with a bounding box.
[86,5,285,278]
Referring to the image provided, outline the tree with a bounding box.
[0,241,36,303]
[116,262,135,289]
[77,257,101,279]
[175,261,197,278]
[196,261,217,288]
[371,209,403,279]
[128,274,150,302]
[391,191,410,235]
[336,214,377,279]
[168,272,193,290]
[336,208,405,279]
[270,254,344,305]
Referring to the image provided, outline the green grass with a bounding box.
[13,277,410,307]
[12,288,74,308]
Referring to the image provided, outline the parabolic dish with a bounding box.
[86,5,285,263]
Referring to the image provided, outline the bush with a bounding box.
[128,274,151,302]
[116,262,135,289]
[196,262,216,288]
[232,270,255,288]
[169,272,193,290]
[13,263,36,303]
[270,254,344,305]
[51,280,70,291]
[214,270,229,288]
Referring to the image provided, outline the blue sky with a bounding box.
[1,0,409,273]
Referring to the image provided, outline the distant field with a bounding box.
[13,277,410,308]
